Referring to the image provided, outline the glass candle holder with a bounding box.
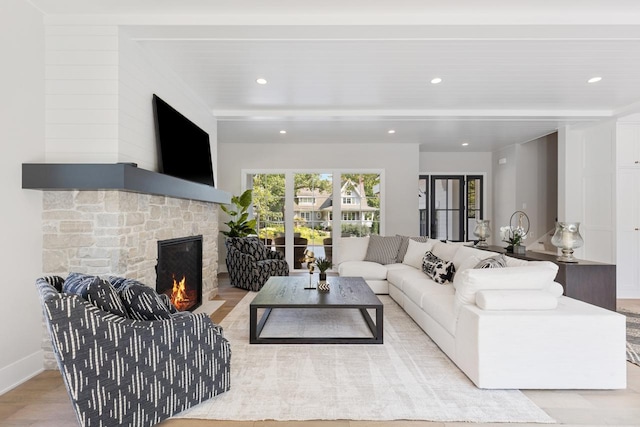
[473,219,491,248]
[551,222,584,263]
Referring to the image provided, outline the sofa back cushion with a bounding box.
[431,241,461,262]
[396,235,430,263]
[335,236,370,264]
[402,239,436,269]
[453,261,559,305]
[364,235,403,265]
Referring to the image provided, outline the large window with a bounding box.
[248,171,382,269]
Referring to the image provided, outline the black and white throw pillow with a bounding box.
[118,282,173,321]
[474,254,508,269]
[85,278,129,317]
[422,251,456,284]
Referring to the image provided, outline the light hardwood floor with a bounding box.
[2,276,639,427]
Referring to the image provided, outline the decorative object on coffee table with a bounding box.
[551,221,584,263]
[501,211,530,254]
[304,249,316,289]
[315,257,332,291]
[473,219,491,248]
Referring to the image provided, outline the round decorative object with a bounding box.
[318,281,330,292]
[551,222,584,263]
[473,219,491,248]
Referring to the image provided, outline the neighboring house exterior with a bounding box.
[294,179,378,230]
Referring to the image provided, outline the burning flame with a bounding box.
[171,275,191,311]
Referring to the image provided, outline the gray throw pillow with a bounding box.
[364,235,403,265]
[474,254,508,269]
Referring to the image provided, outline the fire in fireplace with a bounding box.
[156,235,203,311]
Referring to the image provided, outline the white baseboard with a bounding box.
[0,350,44,395]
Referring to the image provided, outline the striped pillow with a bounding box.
[364,235,403,265]
[474,254,508,269]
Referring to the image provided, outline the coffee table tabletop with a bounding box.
[250,276,383,344]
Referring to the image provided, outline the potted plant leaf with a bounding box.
[315,257,332,283]
[220,189,257,237]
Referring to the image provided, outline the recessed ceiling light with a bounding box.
[279,130,286,134]
[587,76,602,84]
[461,142,469,147]
[256,78,267,85]
[431,77,442,84]
[388,129,396,134]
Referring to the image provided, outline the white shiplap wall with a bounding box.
[45,25,218,175]
[45,25,120,163]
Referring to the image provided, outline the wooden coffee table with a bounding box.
[250,276,383,344]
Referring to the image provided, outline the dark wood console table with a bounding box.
[481,245,617,311]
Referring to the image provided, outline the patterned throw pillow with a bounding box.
[474,254,508,269]
[85,278,129,317]
[63,272,98,298]
[422,251,456,284]
[118,282,173,321]
[364,235,403,265]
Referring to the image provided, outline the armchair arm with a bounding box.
[266,249,285,260]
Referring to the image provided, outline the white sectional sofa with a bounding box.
[335,235,627,390]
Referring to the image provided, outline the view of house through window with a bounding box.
[249,172,381,270]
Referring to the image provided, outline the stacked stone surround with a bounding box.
[41,189,220,369]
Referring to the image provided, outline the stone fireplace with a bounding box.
[40,189,220,368]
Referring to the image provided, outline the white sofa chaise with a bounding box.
[335,236,627,390]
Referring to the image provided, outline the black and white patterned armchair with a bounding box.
[225,237,289,291]
[36,275,231,427]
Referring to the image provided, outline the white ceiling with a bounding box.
[28,0,640,152]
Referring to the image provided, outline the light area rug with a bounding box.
[619,309,640,366]
[175,293,555,423]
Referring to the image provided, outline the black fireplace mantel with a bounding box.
[22,163,231,205]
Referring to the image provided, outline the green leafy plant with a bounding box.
[315,257,333,273]
[220,189,257,237]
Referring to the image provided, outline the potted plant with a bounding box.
[315,257,333,283]
[220,189,257,237]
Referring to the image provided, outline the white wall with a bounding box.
[0,0,46,394]
[493,145,517,243]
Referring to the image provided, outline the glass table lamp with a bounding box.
[551,222,584,263]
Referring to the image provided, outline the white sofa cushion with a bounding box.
[432,241,460,262]
[453,261,559,305]
[451,246,494,270]
[476,290,559,310]
[335,236,369,264]
[387,266,428,292]
[421,293,459,335]
[338,260,388,280]
[504,255,529,267]
[396,235,430,263]
[402,239,436,269]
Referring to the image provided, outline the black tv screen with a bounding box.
[153,94,215,187]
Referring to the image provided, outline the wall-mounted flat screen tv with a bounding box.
[152,94,215,187]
